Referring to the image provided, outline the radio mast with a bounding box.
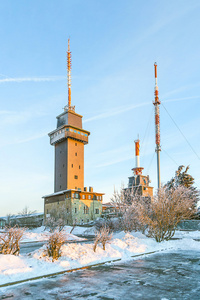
[153,63,161,189]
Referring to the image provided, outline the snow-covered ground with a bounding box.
[0,229,199,286]
[21,226,86,243]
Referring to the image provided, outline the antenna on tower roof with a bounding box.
[64,38,75,112]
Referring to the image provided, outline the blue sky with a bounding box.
[1,0,200,215]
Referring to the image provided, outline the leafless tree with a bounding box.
[5,214,15,227]
[44,204,68,232]
[111,187,147,233]
[0,226,25,255]
[45,229,66,261]
[18,206,37,216]
[93,226,112,252]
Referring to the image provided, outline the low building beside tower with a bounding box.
[125,139,153,199]
[43,40,104,225]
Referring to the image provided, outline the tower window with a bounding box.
[60,185,61,189]
[74,175,78,179]
[79,165,81,169]
[75,208,77,213]
[75,153,77,156]
[95,209,99,214]
[75,143,77,146]
[72,164,73,168]
[63,164,65,168]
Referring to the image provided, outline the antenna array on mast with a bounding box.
[153,63,161,189]
[65,38,75,112]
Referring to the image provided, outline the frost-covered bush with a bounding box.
[45,229,66,261]
[0,226,25,255]
[137,186,195,242]
[111,185,195,242]
[93,226,112,252]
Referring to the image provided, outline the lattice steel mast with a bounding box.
[66,38,75,111]
[153,63,161,189]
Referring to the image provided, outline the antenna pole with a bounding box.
[153,63,161,189]
[132,139,144,175]
[67,38,72,109]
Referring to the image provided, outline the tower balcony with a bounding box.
[49,126,89,145]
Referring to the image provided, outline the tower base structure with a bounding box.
[124,138,153,200]
[43,188,103,226]
[125,174,153,199]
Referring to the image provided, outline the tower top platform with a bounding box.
[56,109,83,129]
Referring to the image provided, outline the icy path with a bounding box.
[0,250,199,299]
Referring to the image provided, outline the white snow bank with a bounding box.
[0,230,200,286]
[0,255,32,276]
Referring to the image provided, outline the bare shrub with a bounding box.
[111,185,195,242]
[138,186,195,242]
[45,229,66,261]
[129,186,194,242]
[93,226,112,252]
[0,226,25,255]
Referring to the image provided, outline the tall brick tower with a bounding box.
[49,39,90,193]
[49,104,90,193]
[43,40,103,225]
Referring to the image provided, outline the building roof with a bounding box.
[43,189,104,198]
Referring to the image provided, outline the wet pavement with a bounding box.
[0,250,199,299]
